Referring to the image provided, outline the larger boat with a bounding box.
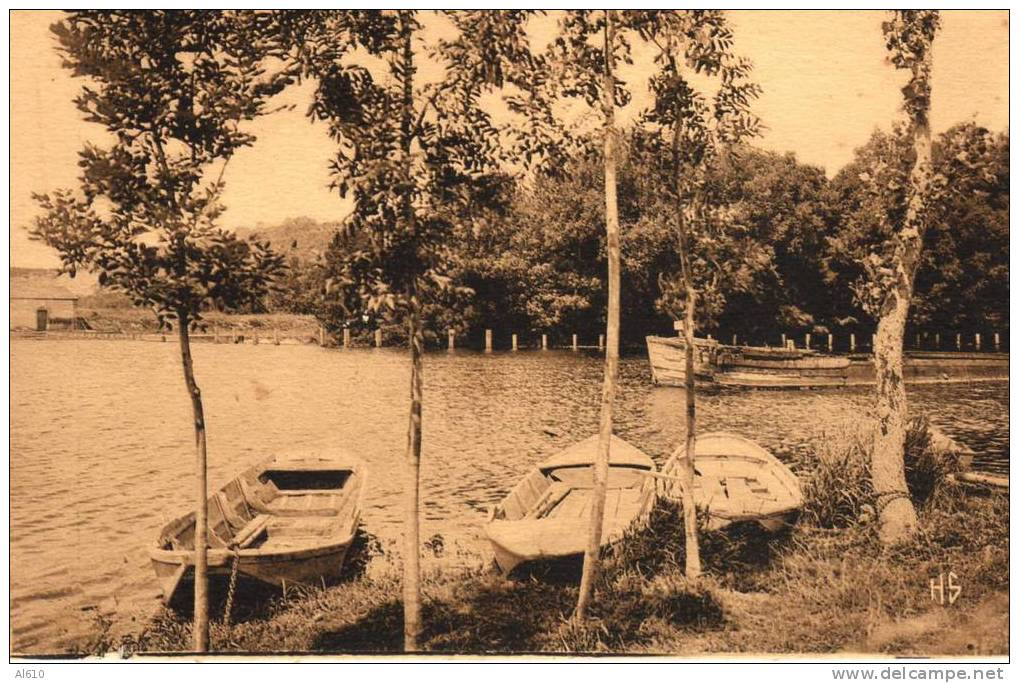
[150,452,366,605]
[646,335,1007,389]
[646,334,850,388]
[485,434,657,575]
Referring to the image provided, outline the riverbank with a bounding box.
[96,423,1008,657]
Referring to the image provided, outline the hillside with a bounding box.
[236,216,340,263]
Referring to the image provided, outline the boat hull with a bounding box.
[150,540,355,604]
[645,335,717,385]
[647,337,1008,389]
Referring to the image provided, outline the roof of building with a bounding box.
[10,277,79,301]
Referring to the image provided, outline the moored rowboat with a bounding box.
[485,434,656,575]
[150,452,366,605]
[660,432,802,531]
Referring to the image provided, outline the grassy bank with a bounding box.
[79,306,322,340]
[106,422,1007,657]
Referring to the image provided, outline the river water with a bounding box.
[9,338,1010,654]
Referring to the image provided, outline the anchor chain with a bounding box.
[223,548,240,627]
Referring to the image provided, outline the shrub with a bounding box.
[803,416,964,529]
[803,424,873,528]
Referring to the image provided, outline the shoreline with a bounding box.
[14,420,1009,659]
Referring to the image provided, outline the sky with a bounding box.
[9,10,1009,269]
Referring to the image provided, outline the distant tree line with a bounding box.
[264,122,1008,348]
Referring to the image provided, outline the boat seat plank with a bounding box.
[267,494,340,517]
[230,514,270,548]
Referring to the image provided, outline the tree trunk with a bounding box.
[871,27,935,545]
[872,292,918,544]
[672,116,701,579]
[177,314,209,652]
[397,11,423,651]
[403,306,424,650]
[576,8,619,621]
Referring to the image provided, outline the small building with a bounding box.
[10,276,79,330]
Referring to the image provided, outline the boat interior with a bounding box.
[495,464,652,523]
[157,465,360,553]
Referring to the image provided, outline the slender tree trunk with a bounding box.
[403,306,424,650]
[397,11,423,651]
[576,8,619,620]
[177,314,209,652]
[671,117,702,579]
[872,42,934,545]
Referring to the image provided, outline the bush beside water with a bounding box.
[111,418,1006,656]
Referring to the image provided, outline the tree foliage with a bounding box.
[31,10,287,327]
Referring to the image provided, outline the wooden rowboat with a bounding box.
[485,434,657,575]
[150,452,366,605]
[660,432,802,531]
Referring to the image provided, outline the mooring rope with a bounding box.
[874,489,911,514]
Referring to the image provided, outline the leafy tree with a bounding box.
[862,9,941,544]
[827,124,1009,338]
[286,9,535,649]
[30,10,288,651]
[710,148,835,339]
[525,8,629,620]
[634,9,761,577]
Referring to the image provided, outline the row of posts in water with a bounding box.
[174,327,1004,352]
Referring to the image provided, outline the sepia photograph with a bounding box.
[7,7,1010,666]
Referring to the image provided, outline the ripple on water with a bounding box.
[10,339,1009,654]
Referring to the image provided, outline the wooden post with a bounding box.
[787,339,795,350]
[512,333,518,351]
[994,332,1000,351]
[955,332,961,351]
[343,328,351,349]
[975,333,982,351]
[935,332,940,349]
[213,325,219,344]
[375,328,383,348]
[572,333,578,351]
[253,329,259,345]
[161,333,166,342]
[827,333,833,352]
[319,326,325,347]
[598,333,605,351]
[914,332,920,349]
[485,328,493,352]
[274,328,279,346]
[850,333,856,352]
[447,328,454,351]
[541,333,548,350]
[871,333,876,351]
[804,333,811,350]
[731,334,737,346]
[781,333,786,348]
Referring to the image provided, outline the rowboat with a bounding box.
[660,432,802,531]
[150,452,366,605]
[485,434,657,575]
